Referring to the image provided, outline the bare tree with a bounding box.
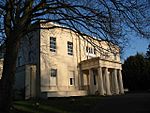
[0,0,149,112]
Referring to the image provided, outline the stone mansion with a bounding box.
[1,22,124,99]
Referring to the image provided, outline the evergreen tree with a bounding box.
[122,53,150,91]
[146,44,150,60]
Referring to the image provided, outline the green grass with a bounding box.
[12,96,105,113]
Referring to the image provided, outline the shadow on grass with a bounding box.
[13,101,72,113]
[12,96,105,113]
[12,93,150,113]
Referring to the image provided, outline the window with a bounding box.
[89,47,92,53]
[86,46,96,54]
[69,71,75,86]
[86,46,96,59]
[50,69,57,77]
[67,41,73,55]
[50,37,56,52]
[50,68,57,86]
[70,78,74,85]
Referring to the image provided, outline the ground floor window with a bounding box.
[50,68,57,86]
[69,71,75,86]
[51,69,57,77]
[70,78,75,85]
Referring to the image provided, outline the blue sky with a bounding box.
[122,37,150,61]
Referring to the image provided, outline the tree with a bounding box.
[0,0,149,112]
[122,53,150,91]
[146,44,150,60]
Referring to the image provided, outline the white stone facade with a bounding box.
[15,22,124,98]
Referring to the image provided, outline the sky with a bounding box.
[122,37,150,61]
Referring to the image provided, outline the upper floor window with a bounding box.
[67,41,73,55]
[50,37,56,52]
[86,46,96,55]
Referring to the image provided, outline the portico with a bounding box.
[79,57,124,95]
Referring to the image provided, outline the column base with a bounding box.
[120,92,124,95]
[106,93,112,96]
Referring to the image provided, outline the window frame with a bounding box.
[69,78,75,85]
[67,41,73,55]
[50,68,57,77]
[86,46,96,59]
[50,37,56,52]
[69,71,75,86]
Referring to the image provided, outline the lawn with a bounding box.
[11,93,150,113]
[12,96,105,113]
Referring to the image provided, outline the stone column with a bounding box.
[97,67,104,95]
[118,70,124,94]
[78,64,83,90]
[104,68,111,95]
[89,69,94,94]
[79,70,83,90]
[102,71,106,94]
[113,69,119,94]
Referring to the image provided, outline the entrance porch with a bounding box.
[79,57,124,95]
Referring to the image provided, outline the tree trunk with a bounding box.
[0,35,20,113]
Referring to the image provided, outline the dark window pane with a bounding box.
[67,41,73,55]
[70,78,73,85]
[51,69,57,77]
[50,37,56,52]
